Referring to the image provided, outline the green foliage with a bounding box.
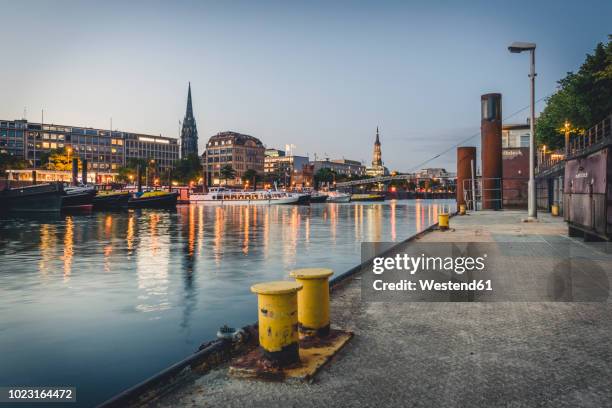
[241,168,260,190]
[536,37,612,149]
[172,154,203,184]
[37,147,77,171]
[314,168,336,187]
[219,164,237,185]
[0,153,27,175]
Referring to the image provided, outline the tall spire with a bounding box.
[186,82,193,118]
[375,126,380,145]
[180,82,199,158]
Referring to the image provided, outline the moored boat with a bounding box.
[93,191,130,210]
[189,188,300,205]
[309,193,329,203]
[351,193,385,202]
[327,191,351,203]
[0,183,64,213]
[62,186,96,211]
[128,191,178,208]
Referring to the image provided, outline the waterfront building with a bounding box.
[312,158,366,178]
[415,168,455,179]
[0,119,178,172]
[290,163,314,189]
[264,148,310,186]
[203,131,265,186]
[180,82,199,158]
[502,122,531,148]
[365,127,389,177]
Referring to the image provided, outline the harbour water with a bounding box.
[0,199,454,407]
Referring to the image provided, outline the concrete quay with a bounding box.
[155,211,611,408]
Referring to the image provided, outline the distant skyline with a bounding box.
[0,0,610,171]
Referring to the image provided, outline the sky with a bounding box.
[0,0,610,172]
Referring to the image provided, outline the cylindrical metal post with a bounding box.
[251,281,302,366]
[71,157,79,186]
[289,268,333,337]
[481,93,503,210]
[528,49,537,220]
[457,147,476,208]
[439,213,449,230]
[136,165,142,193]
[82,159,88,185]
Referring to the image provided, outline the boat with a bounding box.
[327,191,351,203]
[128,191,178,208]
[309,193,329,203]
[351,193,385,202]
[62,185,96,211]
[189,188,300,205]
[93,191,131,210]
[0,183,64,213]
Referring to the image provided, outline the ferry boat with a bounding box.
[327,191,351,203]
[189,188,301,205]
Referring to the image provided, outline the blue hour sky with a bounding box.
[0,0,609,171]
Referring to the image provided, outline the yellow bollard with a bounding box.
[459,204,466,215]
[551,204,559,216]
[438,213,449,230]
[251,281,302,365]
[289,268,334,337]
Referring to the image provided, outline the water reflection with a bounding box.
[1,199,454,407]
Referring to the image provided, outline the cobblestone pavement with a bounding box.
[156,211,611,408]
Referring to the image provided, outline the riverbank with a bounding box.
[154,210,611,407]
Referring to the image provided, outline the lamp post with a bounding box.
[509,41,537,220]
[564,120,571,157]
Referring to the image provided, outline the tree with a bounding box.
[39,147,75,171]
[536,37,612,149]
[0,153,27,176]
[241,169,260,191]
[173,154,202,185]
[116,158,148,183]
[219,164,236,186]
[314,167,336,189]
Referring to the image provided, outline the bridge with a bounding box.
[335,173,455,188]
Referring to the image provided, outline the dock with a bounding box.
[153,210,611,407]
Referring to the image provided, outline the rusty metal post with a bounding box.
[481,93,503,210]
[82,159,88,185]
[72,157,79,186]
[457,147,476,208]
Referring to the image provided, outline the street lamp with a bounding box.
[564,120,571,157]
[508,41,537,220]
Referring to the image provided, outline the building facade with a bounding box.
[502,122,531,148]
[366,127,389,176]
[180,82,199,158]
[0,119,178,172]
[203,131,265,185]
[312,158,366,177]
[264,149,310,186]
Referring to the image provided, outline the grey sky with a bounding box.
[0,0,609,171]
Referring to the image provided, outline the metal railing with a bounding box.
[537,114,612,174]
[462,177,503,211]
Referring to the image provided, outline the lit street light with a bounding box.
[508,41,537,220]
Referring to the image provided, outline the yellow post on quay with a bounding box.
[251,281,302,365]
[439,213,450,230]
[459,204,466,215]
[289,268,333,337]
[551,204,559,216]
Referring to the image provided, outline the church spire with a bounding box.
[180,82,199,158]
[375,126,380,145]
[186,82,193,118]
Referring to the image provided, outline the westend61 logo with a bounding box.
[372,253,487,275]
[361,242,611,302]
